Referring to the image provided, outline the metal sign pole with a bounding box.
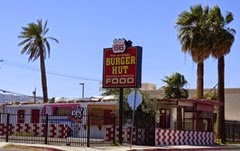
[119,87,123,145]
[130,89,137,149]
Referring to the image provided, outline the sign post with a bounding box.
[102,39,142,145]
[128,89,142,148]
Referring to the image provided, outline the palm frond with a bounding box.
[47,37,59,43]
[18,19,59,61]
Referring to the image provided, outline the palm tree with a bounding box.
[176,5,212,99]
[208,6,235,143]
[18,19,59,103]
[161,72,188,99]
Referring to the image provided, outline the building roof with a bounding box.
[142,88,240,121]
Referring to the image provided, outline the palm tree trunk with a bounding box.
[196,62,204,99]
[40,51,48,103]
[217,56,225,143]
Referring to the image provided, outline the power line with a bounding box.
[0,88,43,100]
[1,59,101,82]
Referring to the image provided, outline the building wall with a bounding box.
[140,83,156,90]
[142,88,240,121]
[224,92,240,121]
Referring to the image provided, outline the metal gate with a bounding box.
[225,120,240,143]
[0,113,88,146]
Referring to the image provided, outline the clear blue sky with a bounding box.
[0,0,239,98]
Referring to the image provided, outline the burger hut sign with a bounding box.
[103,39,142,88]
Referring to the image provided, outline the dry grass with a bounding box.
[2,144,57,151]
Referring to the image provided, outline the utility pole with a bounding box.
[33,88,36,103]
[79,83,84,98]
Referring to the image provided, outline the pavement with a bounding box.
[0,142,240,151]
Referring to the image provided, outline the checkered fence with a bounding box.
[0,113,87,146]
[0,113,216,146]
[155,129,214,145]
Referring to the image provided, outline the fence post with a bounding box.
[113,115,116,144]
[227,122,230,142]
[87,111,90,147]
[136,118,138,145]
[6,113,9,142]
[44,114,49,144]
[232,122,235,142]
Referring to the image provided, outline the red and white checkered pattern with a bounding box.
[105,126,145,144]
[0,123,6,135]
[32,123,40,136]
[0,123,70,138]
[155,129,214,145]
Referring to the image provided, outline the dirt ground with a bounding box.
[1,144,63,151]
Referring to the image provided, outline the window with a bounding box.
[17,110,25,123]
[31,109,40,123]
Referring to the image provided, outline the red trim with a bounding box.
[161,99,223,106]
[179,99,222,106]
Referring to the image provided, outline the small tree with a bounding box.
[101,88,156,127]
[204,92,218,100]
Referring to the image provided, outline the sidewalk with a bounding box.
[128,144,240,150]
[0,142,240,151]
